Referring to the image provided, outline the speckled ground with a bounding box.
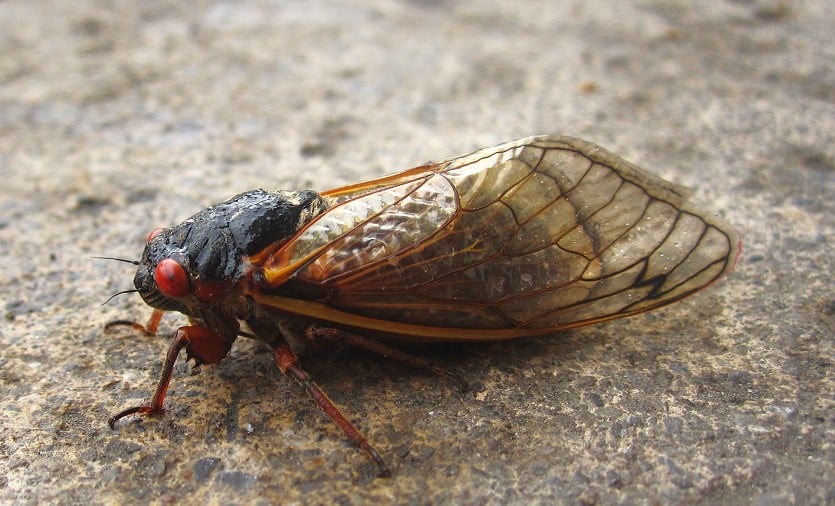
[1,1,832,504]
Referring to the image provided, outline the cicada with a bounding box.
[106,136,739,476]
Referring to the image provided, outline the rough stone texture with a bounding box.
[1,0,832,504]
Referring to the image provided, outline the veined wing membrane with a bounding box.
[250,136,738,340]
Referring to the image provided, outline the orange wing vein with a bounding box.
[248,136,740,341]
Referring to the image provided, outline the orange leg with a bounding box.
[305,326,467,392]
[105,308,164,336]
[108,325,233,428]
[273,342,391,478]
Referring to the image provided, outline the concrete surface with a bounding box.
[1,0,832,504]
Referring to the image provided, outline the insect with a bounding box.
[105,135,739,477]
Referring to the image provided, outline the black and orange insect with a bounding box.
[105,136,739,476]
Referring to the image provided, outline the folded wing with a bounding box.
[250,136,739,340]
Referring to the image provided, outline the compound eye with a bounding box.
[146,228,165,243]
[154,258,190,298]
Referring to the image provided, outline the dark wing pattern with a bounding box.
[249,136,739,341]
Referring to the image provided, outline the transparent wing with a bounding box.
[249,136,739,340]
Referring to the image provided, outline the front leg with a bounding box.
[109,325,234,428]
[105,308,165,336]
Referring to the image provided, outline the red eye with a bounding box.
[154,258,190,298]
[146,228,165,242]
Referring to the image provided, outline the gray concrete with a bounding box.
[1,0,832,503]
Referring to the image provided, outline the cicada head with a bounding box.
[133,189,328,317]
[133,229,192,313]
